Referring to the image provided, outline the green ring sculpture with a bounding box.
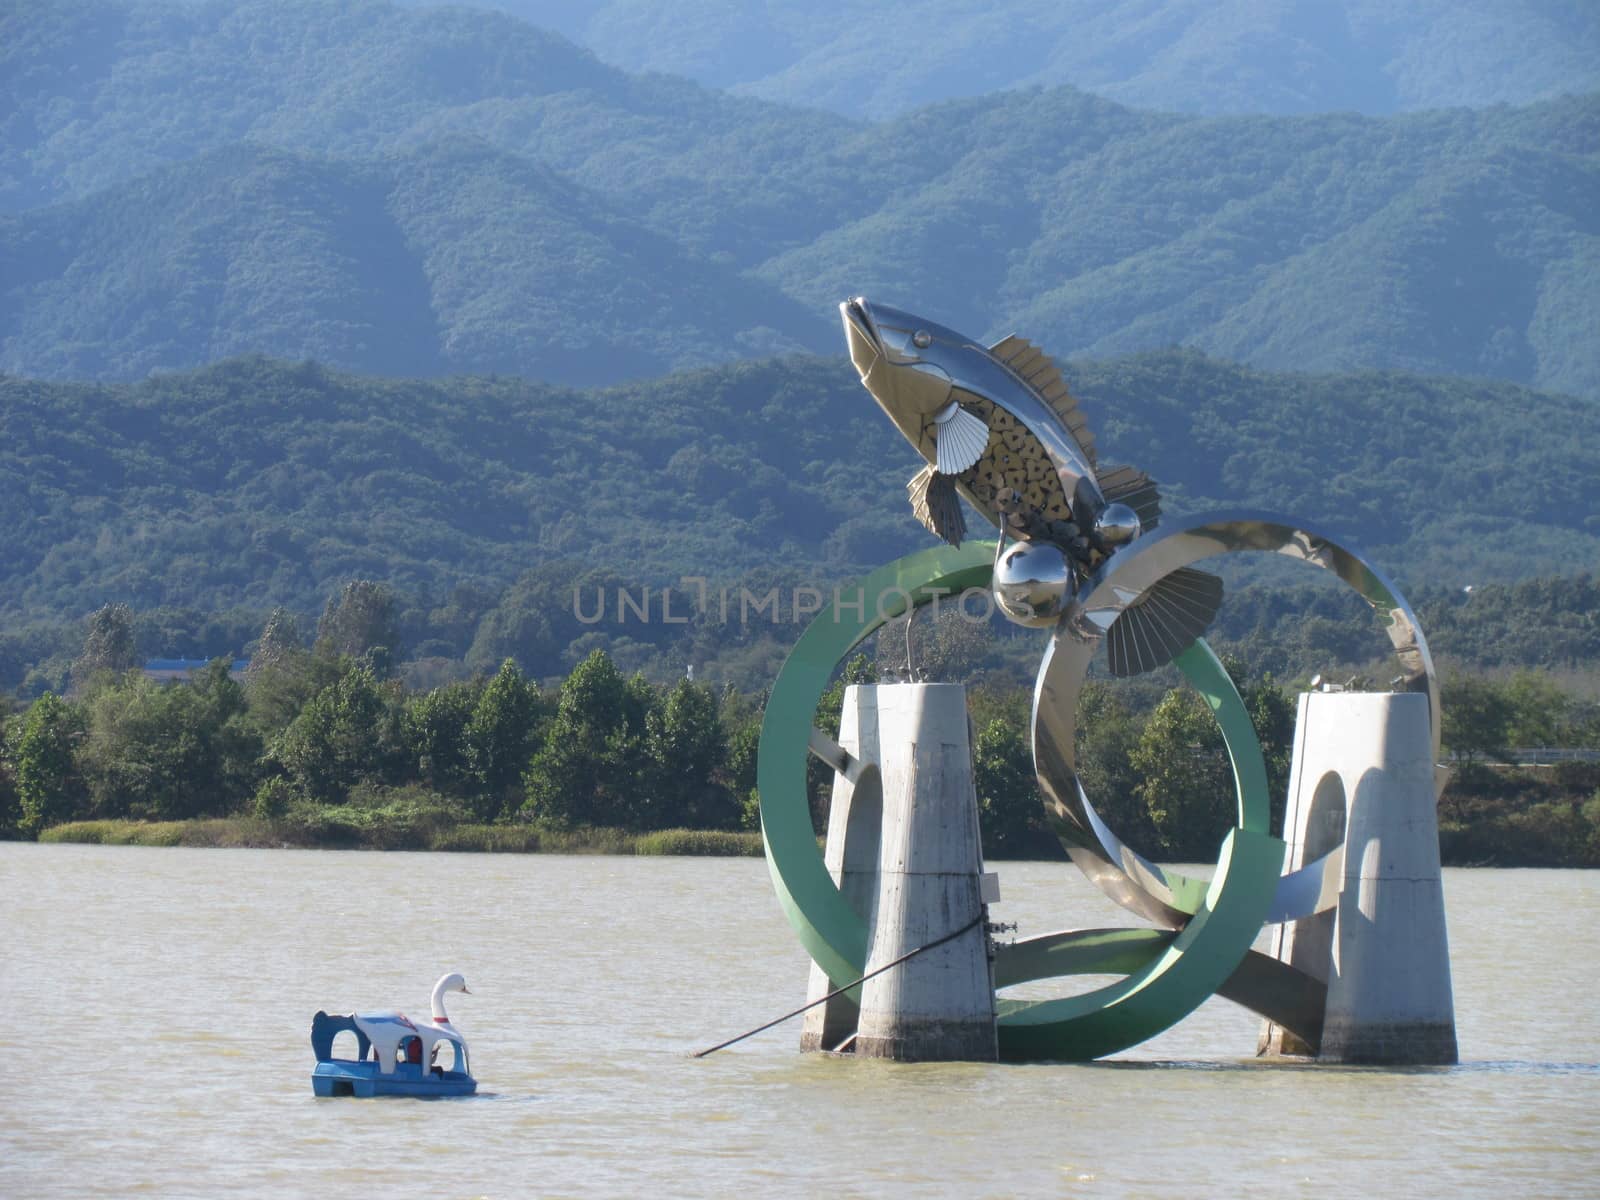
[756,544,994,989]
[756,542,1284,1061]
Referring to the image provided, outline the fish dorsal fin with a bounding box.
[989,334,1097,466]
[1095,464,1162,532]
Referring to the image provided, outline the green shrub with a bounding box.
[252,777,295,821]
[633,828,763,856]
[39,819,183,846]
[38,820,111,844]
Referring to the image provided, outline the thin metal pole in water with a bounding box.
[692,913,985,1059]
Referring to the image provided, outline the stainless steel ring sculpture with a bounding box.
[755,297,1446,1059]
[1035,510,1440,931]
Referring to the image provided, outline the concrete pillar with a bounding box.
[1262,692,1457,1064]
[853,683,997,1062]
[799,685,883,1053]
[1322,692,1457,1064]
[1258,692,1346,1056]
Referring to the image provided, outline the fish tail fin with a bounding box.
[1095,464,1162,531]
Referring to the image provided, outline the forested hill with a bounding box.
[2,352,1596,626]
[421,0,1600,121]
[4,2,1598,396]
[0,142,828,382]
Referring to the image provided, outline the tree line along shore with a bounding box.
[4,595,1597,868]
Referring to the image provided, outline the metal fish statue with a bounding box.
[840,295,1222,675]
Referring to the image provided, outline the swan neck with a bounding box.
[430,981,451,1024]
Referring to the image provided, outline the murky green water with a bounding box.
[2,845,1595,1197]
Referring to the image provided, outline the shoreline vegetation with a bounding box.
[22,750,1600,867]
[29,791,1599,867]
[4,594,1597,869]
[36,818,765,857]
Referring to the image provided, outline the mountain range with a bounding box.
[3,351,1595,634]
[411,0,1600,120]
[3,1,1597,397]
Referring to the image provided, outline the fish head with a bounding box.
[842,297,970,455]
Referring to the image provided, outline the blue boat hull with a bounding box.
[312,1061,477,1098]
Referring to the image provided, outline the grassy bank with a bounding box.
[39,818,282,848]
[35,817,766,856]
[30,759,1600,866]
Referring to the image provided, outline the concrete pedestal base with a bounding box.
[801,683,996,1062]
[1260,692,1457,1065]
[799,686,882,1054]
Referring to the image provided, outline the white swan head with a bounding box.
[430,971,471,1024]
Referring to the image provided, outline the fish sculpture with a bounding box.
[840,296,1222,675]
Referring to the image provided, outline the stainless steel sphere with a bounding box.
[1094,502,1142,547]
[992,540,1073,628]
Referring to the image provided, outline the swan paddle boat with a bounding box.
[311,972,476,1098]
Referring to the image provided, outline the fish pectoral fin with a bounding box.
[908,464,967,547]
[1104,566,1224,677]
[1096,464,1162,532]
[932,402,990,474]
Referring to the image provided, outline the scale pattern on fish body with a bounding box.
[946,392,1104,567]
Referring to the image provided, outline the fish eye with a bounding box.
[912,330,932,348]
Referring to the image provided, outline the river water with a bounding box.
[2,844,1595,1198]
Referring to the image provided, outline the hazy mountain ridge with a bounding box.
[396,0,1600,120]
[3,1,1596,394]
[1,0,847,214]
[0,140,831,381]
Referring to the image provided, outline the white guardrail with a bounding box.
[1443,747,1600,764]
